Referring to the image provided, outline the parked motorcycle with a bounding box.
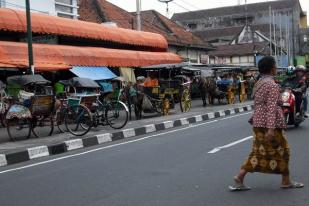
[281,87,305,127]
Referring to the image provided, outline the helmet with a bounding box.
[286,66,295,75]
[295,65,306,72]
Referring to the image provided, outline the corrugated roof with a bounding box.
[0,41,182,71]
[194,24,275,42]
[172,0,298,21]
[208,42,268,56]
[0,8,168,51]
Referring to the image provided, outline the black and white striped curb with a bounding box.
[0,104,253,167]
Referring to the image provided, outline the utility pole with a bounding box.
[25,0,34,74]
[269,6,272,56]
[158,0,173,18]
[273,11,277,65]
[136,0,141,31]
[280,13,282,55]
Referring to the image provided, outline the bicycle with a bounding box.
[65,92,128,136]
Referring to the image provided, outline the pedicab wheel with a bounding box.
[31,115,54,138]
[0,103,8,127]
[106,101,128,129]
[180,89,191,113]
[65,104,92,136]
[55,110,67,133]
[0,113,6,127]
[7,118,31,141]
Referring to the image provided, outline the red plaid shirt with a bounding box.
[252,76,286,129]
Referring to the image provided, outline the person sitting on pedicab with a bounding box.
[144,72,159,87]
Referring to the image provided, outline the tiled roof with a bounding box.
[208,42,269,56]
[78,0,211,49]
[172,0,299,21]
[139,10,211,48]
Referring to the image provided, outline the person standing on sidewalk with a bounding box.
[232,56,304,190]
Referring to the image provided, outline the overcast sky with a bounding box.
[106,0,309,19]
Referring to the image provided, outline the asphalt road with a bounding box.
[0,112,308,206]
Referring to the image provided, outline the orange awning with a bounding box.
[0,8,168,51]
[0,41,182,71]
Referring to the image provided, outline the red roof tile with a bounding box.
[78,0,211,49]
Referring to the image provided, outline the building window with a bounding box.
[240,56,248,63]
[55,0,73,5]
[187,23,197,30]
[56,4,73,13]
[232,56,240,63]
[57,13,73,19]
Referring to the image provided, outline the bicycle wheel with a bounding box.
[55,110,67,133]
[7,118,31,141]
[65,104,92,136]
[31,115,54,138]
[106,101,128,129]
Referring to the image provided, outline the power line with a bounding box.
[171,1,191,12]
[0,1,51,14]
[177,0,199,10]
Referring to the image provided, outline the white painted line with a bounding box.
[122,128,135,138]
[97,133,112,144]
[195,115,203,122]
[221,112,252,121]
[0,112,252,174]
[180,118,189,125]
[28,146,49,160]
[208,136,253,154]
[163,121,173,129]
[65,139,84,151]
[0,154,7,167]
[145,124,156,133]
[207,112,215,119]
[218,110,225,117]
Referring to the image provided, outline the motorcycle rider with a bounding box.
[282,65,307,117]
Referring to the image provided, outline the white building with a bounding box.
[54,0,79,19]
[0,0,78,19]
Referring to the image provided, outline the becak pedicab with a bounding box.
[5,75,55,141]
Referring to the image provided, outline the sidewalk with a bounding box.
[0,100,253,167]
